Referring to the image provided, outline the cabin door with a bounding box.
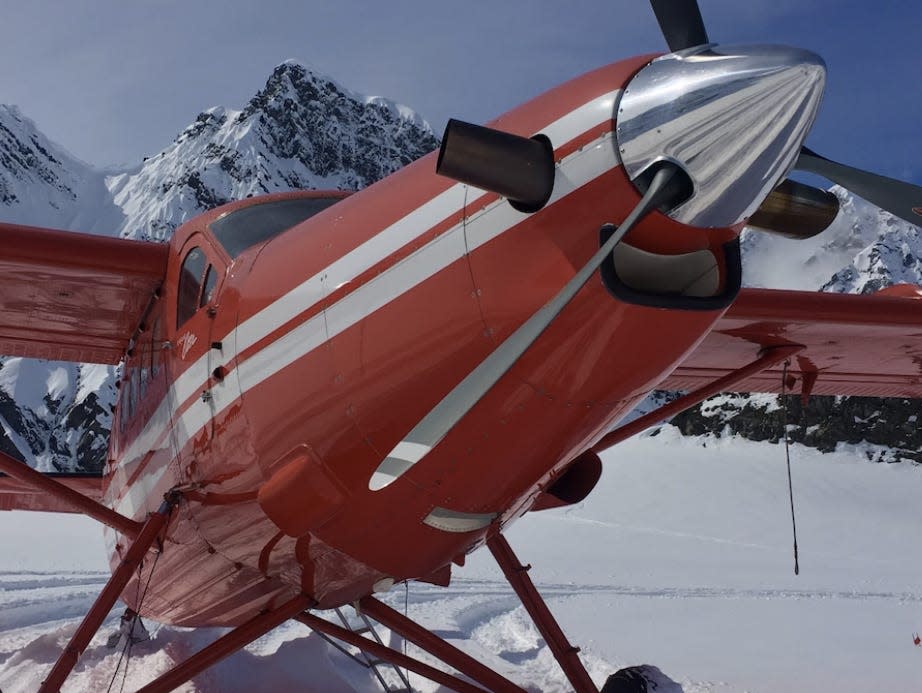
[171,234,229,455]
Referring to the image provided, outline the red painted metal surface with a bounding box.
[102,56,730,624]
[593,345,803,454]
[0,451,140,536]
[294,611,486,693]
[135,594,313,693]
[661,288,922,397]
[0,221,167,364]
[359,596,526,692]
[39,496,175,692]
[0,473,103,512]
[487,534,597,693]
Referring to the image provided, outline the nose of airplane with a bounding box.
[615,44,826,228]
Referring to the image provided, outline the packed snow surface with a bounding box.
[1,431,920,692]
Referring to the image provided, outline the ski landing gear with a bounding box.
[105,608,151,650]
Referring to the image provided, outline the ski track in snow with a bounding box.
[0,575,731,693]
[2,434,922,692]
[4,574,917,692]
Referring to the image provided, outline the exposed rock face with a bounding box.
[666,393,922,464]
[0,359,115,472]
[0,104,122,233]
[0,105,77,207]
[821,224,922,294]
[0,62,439,472]
[108,62,439,242]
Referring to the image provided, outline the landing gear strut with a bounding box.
[39,494,179,693]
[487,533,597,692]
[488,533,674,693]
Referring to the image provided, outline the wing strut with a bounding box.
[40,494,179,692]
[591,344,803,455]
[0,451,141,536]
[294,612,489,693]
[359,596,527,692]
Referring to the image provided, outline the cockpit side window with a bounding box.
[209,197,342,259]
[177,247,206,328]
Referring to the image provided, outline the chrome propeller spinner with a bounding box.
[617,44,826,229]
[645,0,922,234]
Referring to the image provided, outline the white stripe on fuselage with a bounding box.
[233,89,621,358]
[114,90,622,517]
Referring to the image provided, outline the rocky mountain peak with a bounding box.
[0,105,83,226]
[110,60,439,241]
[242,61,337,116]
[239,60,439,181]
[819,205,922,294]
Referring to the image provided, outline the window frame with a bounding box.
[176,246,208,328]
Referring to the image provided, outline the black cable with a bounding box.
[781,361,800,575]
[105,555,147,693]
[403,580,411,691]
[104,547,164,693]
[105,623,132,693]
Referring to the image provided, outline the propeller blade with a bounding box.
[747,179,840,239]
[650,0,710,52]
[796,147,922,227]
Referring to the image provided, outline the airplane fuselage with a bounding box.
[105,55,742,625]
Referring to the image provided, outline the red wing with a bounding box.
[0,222,168,364]
[0,474,103,512]
[660,287,922,397]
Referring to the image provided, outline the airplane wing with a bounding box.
[0,221,168,364]
[0,473,104,512]
[659,286,922,398]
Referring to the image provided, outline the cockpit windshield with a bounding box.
[208,196,342,259]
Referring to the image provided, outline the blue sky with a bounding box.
[1,1,918,184]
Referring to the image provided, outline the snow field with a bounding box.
[1,431,920,691]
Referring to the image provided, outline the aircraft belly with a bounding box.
[307,262,726,588]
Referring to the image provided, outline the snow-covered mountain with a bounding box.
[1,62,438,242]
[109,62,439,242]
[0,105,122,234]
[741,185,922,293]
[0,61,439,472]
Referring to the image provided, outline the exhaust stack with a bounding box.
[436,119,555,213]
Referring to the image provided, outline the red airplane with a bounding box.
[2,2,922,691]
